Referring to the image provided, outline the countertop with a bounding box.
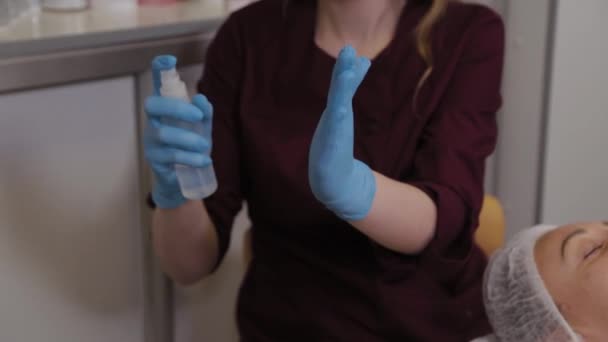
[0,0,228,59]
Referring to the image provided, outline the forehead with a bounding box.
[535,222,608,254]
[534,225,582,273]
[536,225,577,251]
[532,226,578,296]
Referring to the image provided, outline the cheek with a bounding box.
[580,266,608,312]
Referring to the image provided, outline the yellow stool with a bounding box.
[475,195,506,257]
[243,195,506,263]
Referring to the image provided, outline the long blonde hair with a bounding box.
[414,0,448,104]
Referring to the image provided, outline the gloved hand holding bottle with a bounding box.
[144,55,216,209]
[308,46,376,221]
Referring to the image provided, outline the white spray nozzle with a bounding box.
[160,68,189,101]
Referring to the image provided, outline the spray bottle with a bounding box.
[159,66,217,199]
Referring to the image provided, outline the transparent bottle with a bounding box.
[159,67,217,199]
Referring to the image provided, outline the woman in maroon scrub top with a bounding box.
[144,0,505,340]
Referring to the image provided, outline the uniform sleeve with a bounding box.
[198,15,245,270]
[409,9,505,264]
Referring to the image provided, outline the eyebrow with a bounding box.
[561,228,586,260]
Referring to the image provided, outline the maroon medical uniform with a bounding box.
[199,0,505,340]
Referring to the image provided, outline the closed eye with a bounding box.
[585,244,604,259]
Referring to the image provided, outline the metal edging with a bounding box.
[135,70,175,342]
[534,0,559,224]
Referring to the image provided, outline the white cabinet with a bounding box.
[490,0,554,235]
[495,0,607,232]
[0,77,144,342]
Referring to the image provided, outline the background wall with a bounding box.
[540,0,608,223]
[494,0,553,236]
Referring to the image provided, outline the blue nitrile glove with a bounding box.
[143,55,214,208]
[308,46,376,221]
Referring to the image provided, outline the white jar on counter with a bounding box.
[42,0,89,11]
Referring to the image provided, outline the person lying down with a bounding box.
[479,221,608,342]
